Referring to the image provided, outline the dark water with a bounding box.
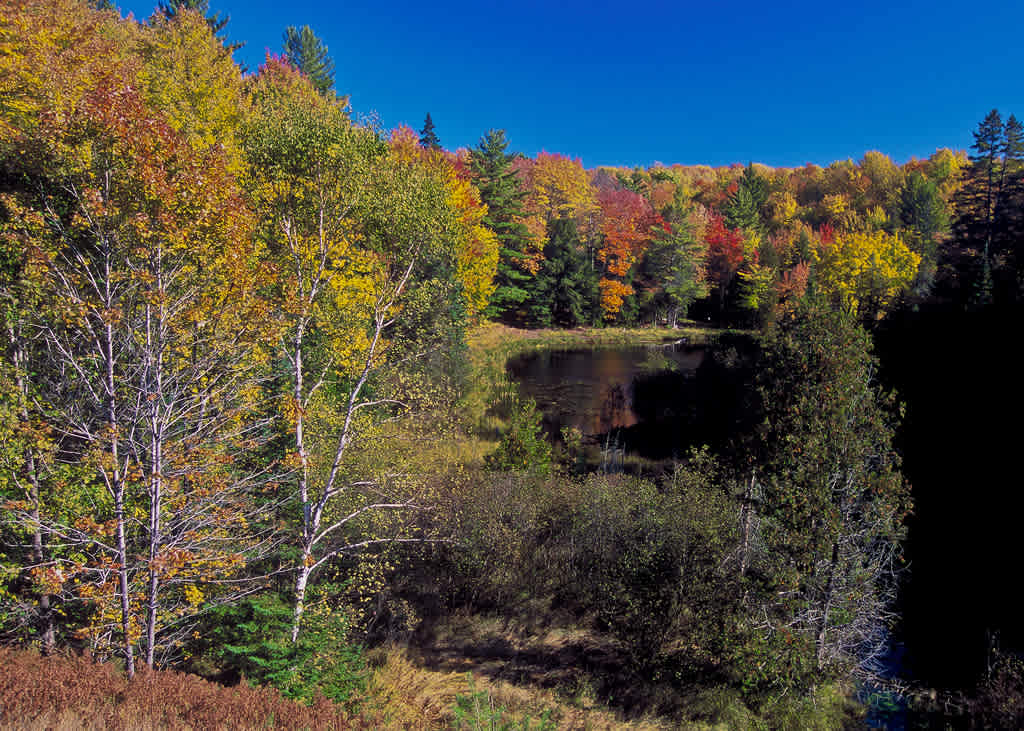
[508,322,1023,720]
[507,337,757,458]
[506,343,704,433]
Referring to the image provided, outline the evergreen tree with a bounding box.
[469,130,535,320]
[282,25,335,96]
[996,114,1024,294]
[899,171,948,298]
[528,218,594,327]
[643,202,708,327]
[419,113,441,150]
[743,302,910,688]
[971,109,1003,261]
[948,110,1005,305]
[157,0,239,51]
[724,164,769,232]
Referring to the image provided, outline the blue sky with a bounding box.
[119,0,1024,169]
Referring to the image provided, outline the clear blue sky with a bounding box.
[119,0,1024,169]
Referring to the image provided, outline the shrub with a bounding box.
[484,396,552,476]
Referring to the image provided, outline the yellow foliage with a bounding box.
[386,126,498,321]
[767,190,797,228]
[598,278,634,320]
[518,152,599,243]
[816,229,921,319]
[137,9,248,172]
[444,172,499,321]
[823,193,848,217]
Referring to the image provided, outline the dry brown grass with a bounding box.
[362,646,670,731]
[0,647,354,729]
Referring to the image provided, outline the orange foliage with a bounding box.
[595,188,662,319]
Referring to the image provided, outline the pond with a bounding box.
[505,342,705,437]
[506,336,756,463]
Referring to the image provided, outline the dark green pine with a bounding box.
[282,25,336,96]
[419,113,441,150]
[469,129,537,321]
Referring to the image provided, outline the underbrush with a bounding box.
[0,646,353,729]
[388,464,866,729]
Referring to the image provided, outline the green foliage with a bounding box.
[282,25,336,96]
[526,217,597,327]
[899,170,948,296]
[419,112,441,150]
[570,460,739,670]
[199,597,367,705]
[740,300,910,691]
[642,213,708,326]
[469,130,536,320]
[724,164,768,232]
[485,396,552,476]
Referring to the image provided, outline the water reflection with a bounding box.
[506,343,707,440]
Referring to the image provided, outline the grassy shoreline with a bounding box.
[468,321,743,357]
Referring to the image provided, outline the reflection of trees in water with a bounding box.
[508,344,713,442]
[597,382,636,433]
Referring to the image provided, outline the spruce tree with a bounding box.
[644,200,708,327]
[528,218,590,327]
[419,113,441,150]
[469,130,535,320]
[282,25,335,96]
[724,164,768,232]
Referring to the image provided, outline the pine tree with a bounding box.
[948,110,1005,305]
[282,25,335,96]
[157,0,239,51]
[469,130,536,320]
[419,113,441,150]
[972,110,1003,260]
[999,114,1024,294]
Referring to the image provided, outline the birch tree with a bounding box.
[244,58,459,641]
[1,0,277,672]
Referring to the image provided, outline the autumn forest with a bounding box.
[2,0,1023,728]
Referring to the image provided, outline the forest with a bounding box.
[2,0,1023,728]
